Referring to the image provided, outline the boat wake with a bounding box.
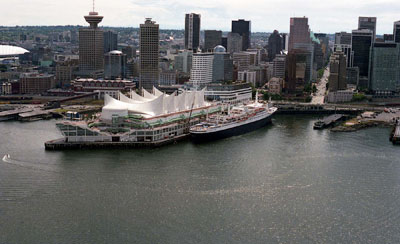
[2,154,59,173]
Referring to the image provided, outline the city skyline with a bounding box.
[1,0,400,34]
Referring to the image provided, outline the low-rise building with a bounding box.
[20,73,55,94]
[238,70,257,86]
[159,70,177,86]
[71,78,135,98]
[326,90,354,103]
[203,82,252,104]
[268,77,284,95]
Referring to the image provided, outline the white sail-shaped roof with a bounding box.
[101,95,129,120]
[101,90,209,121]
[185,91,196,110]
[143,89,157,99]
[130,90,153,102]
[121,92,145,104]
[163,92,176,114]
[194,88,206,108]
[153,86,163,97]
[175,91,186,112]
[102,94,164,120]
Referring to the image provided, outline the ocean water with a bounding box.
[0,115,399,243]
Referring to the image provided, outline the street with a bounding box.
[311,66,330,104]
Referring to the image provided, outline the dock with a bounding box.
[18,110,53,122]
[314,114,347,130]
[0,108,33,121]
[45,134,190,150]
[390,121,400,145]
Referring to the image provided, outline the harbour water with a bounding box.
[1,115,400,243]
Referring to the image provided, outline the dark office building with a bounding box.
[286,50,307,94]
[267,30,283,61]
[104,30,118,53]
[232,19,251,51]
[288,17,311,52]
[335,32,352,45]
[394,21,400,43]
[185,13,201,50]
[369,42,400,94]
[221,37,228,50]
[204,30,222,52]
[358,17,377,41]
[352,29,373,88]
[383,34,394,42]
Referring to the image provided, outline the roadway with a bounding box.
[311,66,330,105]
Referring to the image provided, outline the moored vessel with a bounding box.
[190,97,277,142]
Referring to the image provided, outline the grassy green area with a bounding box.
[352,93,367,102]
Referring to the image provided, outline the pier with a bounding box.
[314,114,347,129]
[0,108,33,121]
[274,102,367,115]
[390,121,400,145]
[45,134,190,150]
[18,110,54,122]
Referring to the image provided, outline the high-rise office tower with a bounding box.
[227,32,243,53]
[103,30,118,53]
[288,17,314,85]
[329,49,347,92]
[139,18,159,91]
[232,52,251,71]
[175,50,193,74]
[104,50,126,79]
[79,9,104,77]
[335,32,352,45]
[281,33,289,51]
[267,30,283,61]
[358,17,377,41]
[369,43,400,95]
[334,44,353,68]
[394,21,400,43]
[204,30,222,52]
[286,50,307,93]
[288,17,311,52]
[351,29,373,88]
[232,19,251,51]
[189,53,214,86]
[272,54,286,79]
[185,13,201,50]
[212,46,233,82]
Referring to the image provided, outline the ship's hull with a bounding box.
[190,113,273,143]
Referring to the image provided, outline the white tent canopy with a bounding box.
[101,89,207,121]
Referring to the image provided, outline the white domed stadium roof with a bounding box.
[108,50,123,55]
[0,45,29,57]
[213,45,226,53]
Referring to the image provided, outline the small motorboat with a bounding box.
[2,154,10,161]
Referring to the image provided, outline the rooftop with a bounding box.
[0,45,29,57]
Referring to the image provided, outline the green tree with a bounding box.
[304,84,312,93]
[312,84,317,94]
[317,69,325,79]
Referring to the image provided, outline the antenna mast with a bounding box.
[92,0,95,12]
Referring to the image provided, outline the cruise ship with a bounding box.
[189,96,277,142]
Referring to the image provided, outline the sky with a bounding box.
[1,0,400,34]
